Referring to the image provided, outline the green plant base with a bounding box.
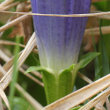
[26,52,100,104]
[42,66,75,104]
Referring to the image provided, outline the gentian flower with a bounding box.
[31,0,91,104]
[31,0,91,73]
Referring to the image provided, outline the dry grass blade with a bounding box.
[0,52,16,73]
[43,74,110,110]
[1,24,110,38]
[79,87,110,110]
[95,99,106,110]
[31,71,42,79]
[0,33,36,90]
[78,72,93,84]
[0,0,14,9]
[0,50,10,62]
[0,62,43,110]
[94,96,107,110]
[93,11,110,20]
[0,40,38,53]
[2,2,19,11]
[0,98,3,110]
[0,40,25,48]
[0,87,10,110]
[84,26,110,36]
[106,97,110,110]
[16,83,43,110]
[97,14,110,20]
[0,14,29,32]
[1,10,110,17]
[0,16,13,38]
[0,65,6,76]
[78,73,106,110]
[0,49,43,86]
[0,16,110,38]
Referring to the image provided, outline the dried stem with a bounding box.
[1,10,110,17]
[0,14,29,32]
[0,98,3,110]
[84,26,110,36]
[1,2,19,11]
[0,49,41,80]
[0,37,43,87]
[79,87,110,110]
[1,19,110,36]
[0,0,14,9]
[106,97,110,110]
[0,50,10,62]
[0,88,10,110]
[0,40,25,48]
[43,74,110,110]
[78,73,106,110]
[0,40,38,53]
[0,33,36,90]
[0,65,43,110]
[78,72,93,84]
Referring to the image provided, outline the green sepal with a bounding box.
[25,65,75,104]
[58,64,75,97]
[42,64,75,104]
[25,66,53,74]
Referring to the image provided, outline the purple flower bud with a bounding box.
[31,0,91,73]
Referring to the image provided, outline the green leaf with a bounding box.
[12,97,35,110]
[9,37,20,108]
[70,106,81,110]
[25,66,53,74]
[0,0,4,3]
[99,20,110,75]
[92,36,102,80]
[78,52,100,69]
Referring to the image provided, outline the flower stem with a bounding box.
[42,70,75,104]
